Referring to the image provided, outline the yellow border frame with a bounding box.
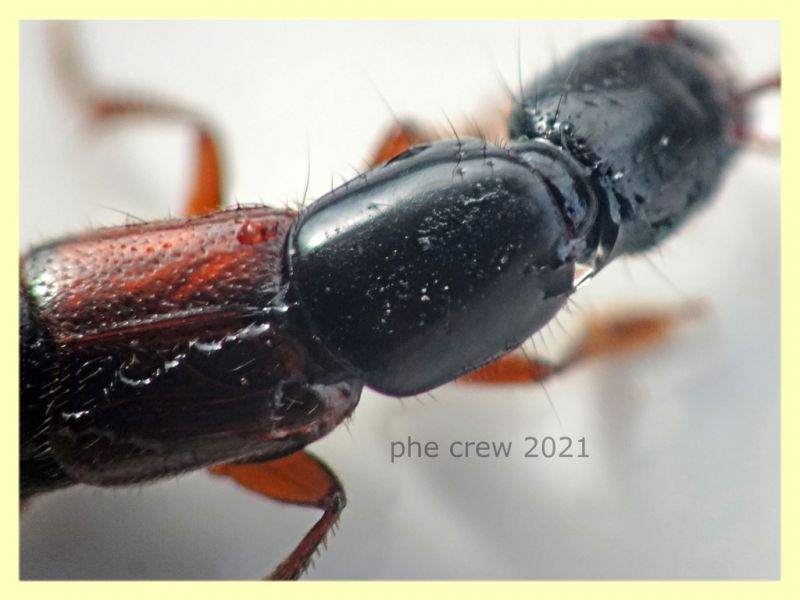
[7,2,795,597]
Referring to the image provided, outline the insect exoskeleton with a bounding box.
[20,21,779,579]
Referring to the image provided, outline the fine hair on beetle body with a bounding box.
[20,21,779,579]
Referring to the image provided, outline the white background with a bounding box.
[20,20,780,579]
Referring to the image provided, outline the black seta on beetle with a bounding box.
[20,22,753,577]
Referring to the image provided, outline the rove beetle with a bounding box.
[21,21,780,574]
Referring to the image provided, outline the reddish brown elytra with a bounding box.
[20,21,779,579]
